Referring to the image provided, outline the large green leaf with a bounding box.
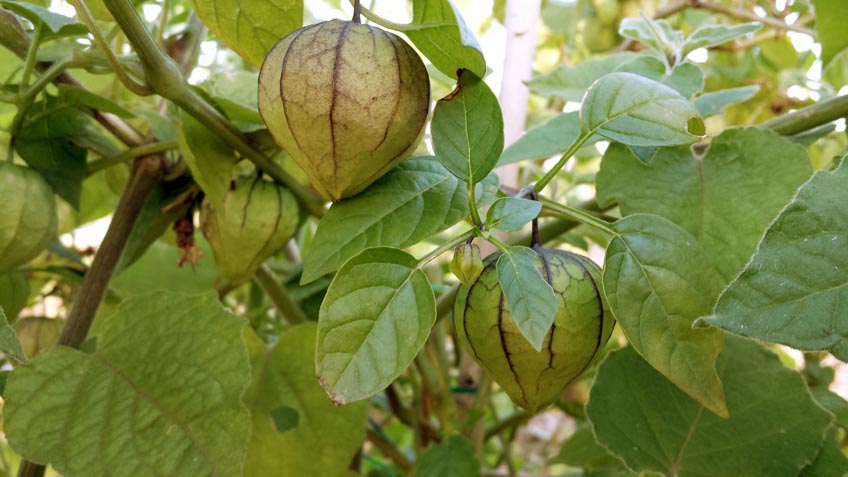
[694,85,759,117]
[703,157,848,359]
[498,112,581,166]
[587,337,832,476]
[432,70,504,184]
[3,291,251,476]
[244,324,366,477]
[496,246,557,351]
[551,426,635,476]
[580,72,703,146]
[0,271,29,321]
[525,53,638,101]
[486,198,541,232]
[191,0,302,67]
[597,128,812,282]
[316,247,436,404]
[302,157,468,284]
[801,428,848,477]
[603,214,727,417]
[681,23,761,58]
[404,0,486,78]
[414,435,480,477]
[16,95,89,208]
[0,306,26,364]
[813,0,848,65]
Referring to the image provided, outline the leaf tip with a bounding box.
[692,315,717,329]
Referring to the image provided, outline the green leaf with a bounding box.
[694,85,759,117]
[0,271,29,321]
[813,0,848,65]
[496,246,557,351]
[414,435,480,477]
[681,23,761,58]
[203,71,263,130]
[3,291,251,476]
[1,1,86,36]
[15,137,85,208]
[244,324,367,477]
[302,157,469,284]
[111,239,218,297]
[15,95,89,207]
[0,306,27,364]
[603,214,727,417]
[551,426,635,475]
[190,0,302,67]
[801,428,848,477]
[316,247,436,404]
[486,197,541,232]
[580,72,703,146]
[663,62,704,99]
[499,112,601,167]
[703,157,848,360]
[403,0,486,79]
[587,337,833,476]
[526,52,638,101]
[597,128,812,282]
[57,85,134,118]
[812,389,848,429]
[432,70,504,183]
[618,18,683,56]
[176,110,238,208]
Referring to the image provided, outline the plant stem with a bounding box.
[352,0,361,24]
[102,0,326,217]
[761,94,848,136]
[416,229,476,270]
[0,10,145,147]
[688,0,816,37]
[70,0,151,95]
[347,0,410,31]
[19,22,41,89]
[484,411,532,441]
[529,132,589,196]
[467,181,484,227]
[86,140,178,175]
[57,159,162,347]
[539,200,616,236]
[364,430,413,472]
[252,264,308,326]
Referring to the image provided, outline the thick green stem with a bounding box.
[540,199,615,236]
[19,22,41,89]
[102,0,326,217]
[57,160,161,347]
[252,264,308,326]
[86,140,178,175]
[761,94,848,136]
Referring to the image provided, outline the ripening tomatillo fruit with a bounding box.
[455,247,614,413]
[258,19,430,201]
[0,163,57,272]
[200,174,300,286]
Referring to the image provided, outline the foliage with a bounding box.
[0,0,846,476]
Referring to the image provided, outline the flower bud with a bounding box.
[450,243,483,285]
